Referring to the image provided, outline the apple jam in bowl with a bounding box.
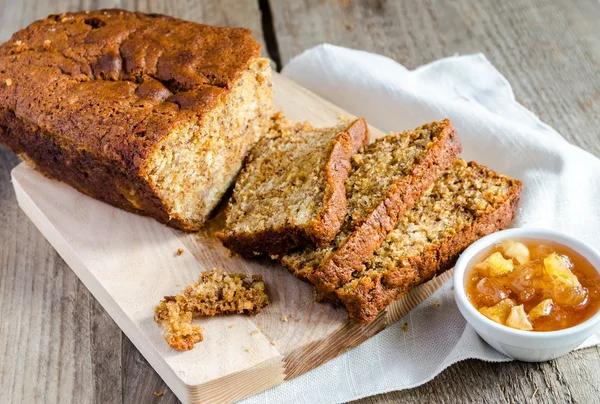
[454,228,600,362]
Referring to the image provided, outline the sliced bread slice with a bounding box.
[281,120,461,297]
[218,115,369,257]
[336,159,523,323]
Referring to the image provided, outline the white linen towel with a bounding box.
[241,45,600,404]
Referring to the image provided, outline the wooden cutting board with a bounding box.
[11,73,452,404]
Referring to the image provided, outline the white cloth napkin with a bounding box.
[240,45,600,404]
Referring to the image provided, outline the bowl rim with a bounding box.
[453,227,600,341]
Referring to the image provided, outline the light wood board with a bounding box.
[10,72,451,404]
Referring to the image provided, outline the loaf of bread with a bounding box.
[337,160,523,323]
[281,120,461,298]
[218,115,369,256]
[0,10,273,230]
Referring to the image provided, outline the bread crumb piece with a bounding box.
[154,269,269,350]
[251,329,261,335]
[228,324,235,329]
[176,248,184,256]
[153,391,163,397]
[402,323,409,332]
[280,315,288,322]
[271,340,277,345]
[5,79,12,86]
[345,24,353,31]
[43,39,51,49]
[433,301,441,308]
[244,346,253,353]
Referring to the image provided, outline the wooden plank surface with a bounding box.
[1,0,600,403]
[270,0,600,159]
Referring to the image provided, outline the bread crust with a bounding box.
[0,10,268,231]
[337,163,523,323]
[310,118,369,245]
[0,109,175,224]
[218,118,369,256]
[309,120,461,297]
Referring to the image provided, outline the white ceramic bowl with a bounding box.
[454,228,600,362]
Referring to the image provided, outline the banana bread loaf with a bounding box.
[337,159,523,323]
[218,115,369,256]
[0,10,273,230]
[281,120,461,298]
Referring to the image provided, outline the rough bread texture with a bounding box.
[281,120,461,298]
[154,269,269,351]
[0,10,273,231]
[218,116,369,256]
[337,159,523,323]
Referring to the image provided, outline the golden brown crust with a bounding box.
[309,120,461,297]
[337,162,523,323]
[0,10,259,168]
[0,110,175,224]
[219,227,306,258]
[218,118,369,256]
[0,10,268,231]
[310,118,369,246]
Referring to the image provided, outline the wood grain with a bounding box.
[270,0,600,159]
[1,0,600,403]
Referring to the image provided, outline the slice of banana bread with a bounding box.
[154,269,269,351]
[336,159,523,323]
[281,120,461,297]
[0,10,273,231]
[217,116,369,256]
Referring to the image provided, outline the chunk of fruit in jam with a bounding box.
[504,264,538,299]
[528,298,554,321]
[553,284,588,307]
[479,298,515,324]
[500,239,530,264]
[476,252,514,277]
[544,253,587,307]
[530,244,554,260]
[475,277,510,307]
[505,305,533,330]
[544,253,579,287]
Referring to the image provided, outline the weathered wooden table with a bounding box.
[1,1,599,403]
